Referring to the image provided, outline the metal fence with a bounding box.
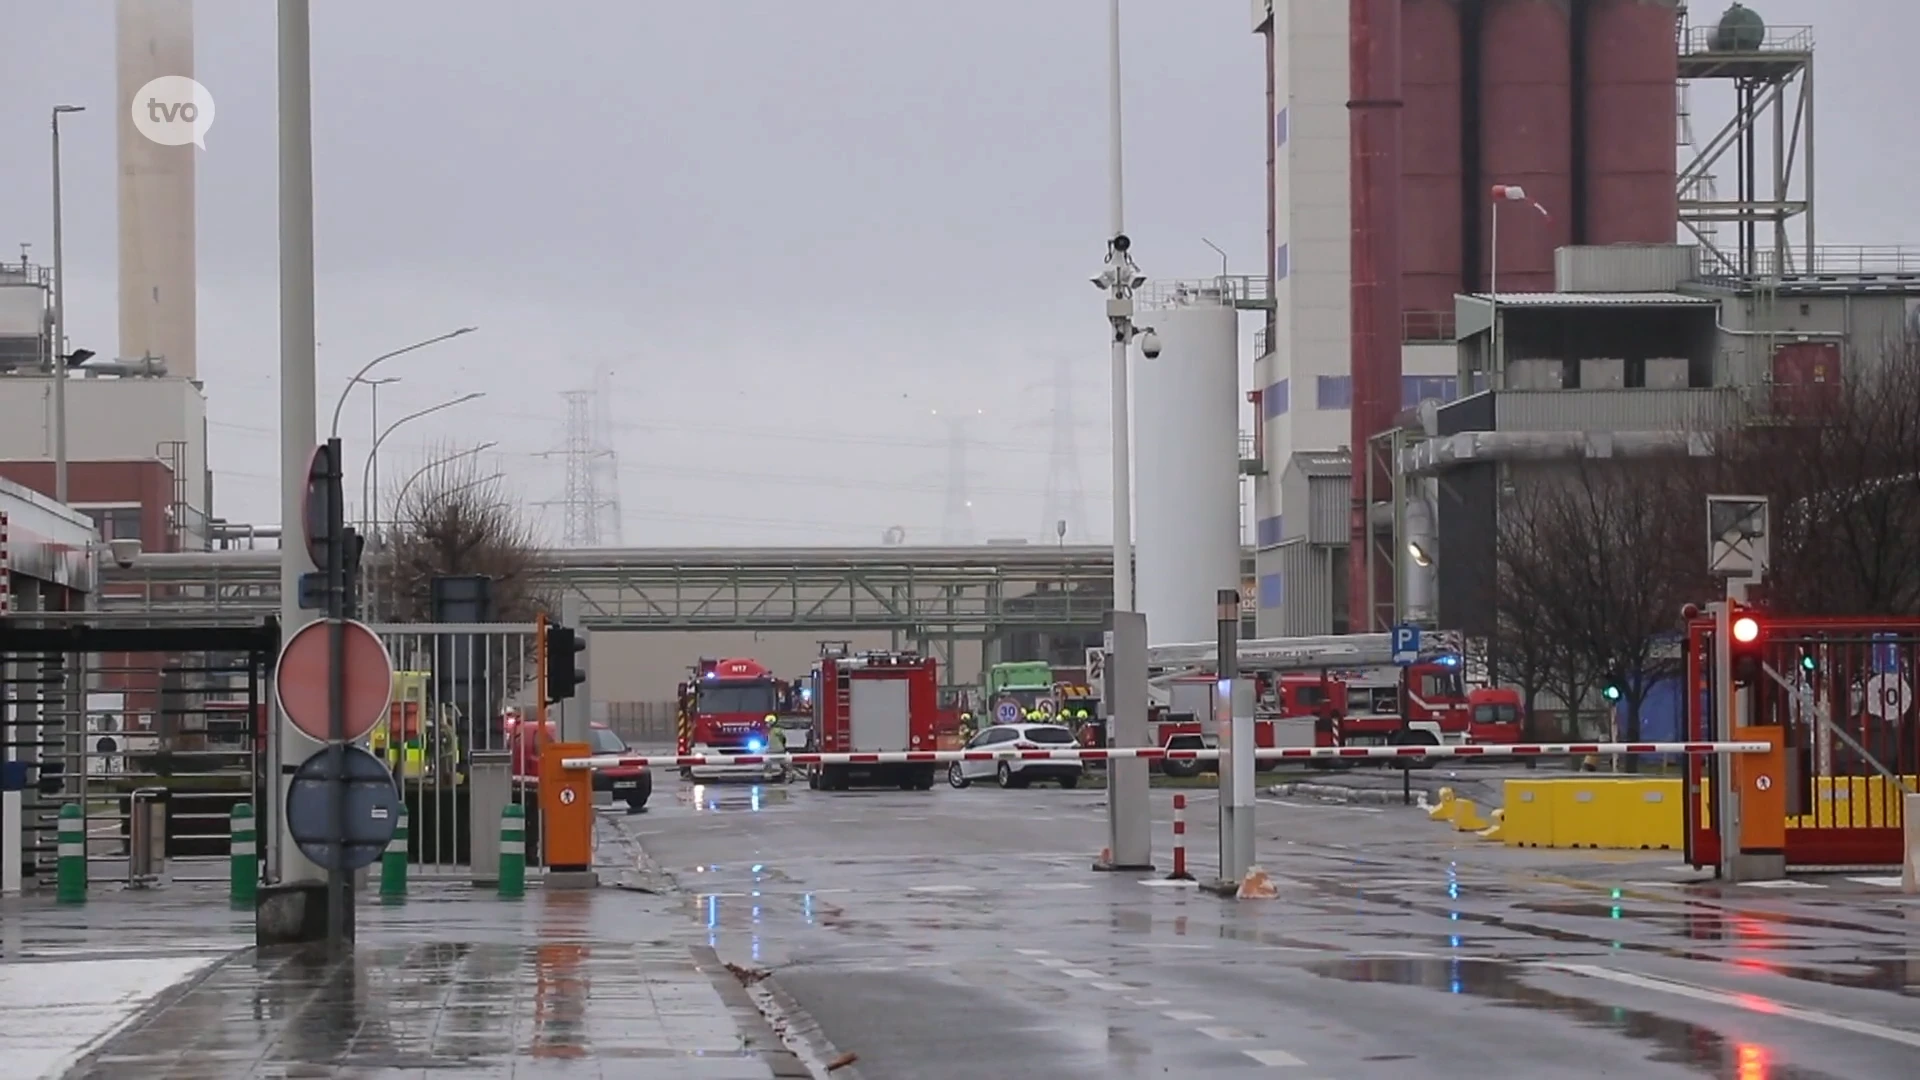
[1687,618,1920,868]
[365,622,543,877]
[0,614,271,885]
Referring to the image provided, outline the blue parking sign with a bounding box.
[1872,632,1900,674]
[1392,625,1420,666]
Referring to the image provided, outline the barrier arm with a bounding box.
[562,741,1771,772]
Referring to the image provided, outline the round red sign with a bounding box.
[274,619,395,743]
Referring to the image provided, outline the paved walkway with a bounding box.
[1,878,804,1079]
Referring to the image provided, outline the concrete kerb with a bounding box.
[1265,777,1493,808]
[610,815,841,1077]
[693,944,831,1079]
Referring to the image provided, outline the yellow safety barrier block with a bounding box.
[1477,808,1504,842]
[1501,778,1683,850]
[1452,799,1490,832]
[1427,787,1457,822]
[1502,781,1554,847]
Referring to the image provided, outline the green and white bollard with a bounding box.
[380,810,409,901]
[229,803,256,907]
[498,803,525,899]
[56,804,85,904]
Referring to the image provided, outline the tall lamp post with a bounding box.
[350,375,401,536]
[1093,0,1148,613]
[389,441,499,520]
[51,103,85,503]
[1487,184,1549,385]
[359,393,487,524]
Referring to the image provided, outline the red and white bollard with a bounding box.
[1168,793,1194,881]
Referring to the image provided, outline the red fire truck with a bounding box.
[806,645,942,792]
[677,657,782,781]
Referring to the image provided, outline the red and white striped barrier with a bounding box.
[561,741,1769,771]
[1169,793,1193,882]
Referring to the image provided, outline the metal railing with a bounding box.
[1681,23,1812,57]
[367,622,544,877]
[1137,275,1270,311]
[1403,309,1456,343]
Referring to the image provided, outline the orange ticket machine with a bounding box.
[538,740,594,872]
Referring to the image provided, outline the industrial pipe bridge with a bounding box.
[99,545,1248,635]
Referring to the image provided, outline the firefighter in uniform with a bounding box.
[765,713,789,782]
[957,711,975,746]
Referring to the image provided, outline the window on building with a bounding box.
[1400,375,1460,409]
[1256,516,1284,548]
[1315,375,1353,409]
[1275,107,1288,147]
[1258,573,1282,609]
[80,507,142,543]
[1263,379,1289,418]
[1274,243,1290,281]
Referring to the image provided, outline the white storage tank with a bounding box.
[1134,284,1241,646]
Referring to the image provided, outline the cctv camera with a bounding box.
[1138,329,1162,359]
[108,538,142,569]
[1111,233,1131,254]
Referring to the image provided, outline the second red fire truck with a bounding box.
[805,644,944,792]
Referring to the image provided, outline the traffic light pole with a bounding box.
[324,437,351,954]
[1712,597,1742,883]
[560,594,592,746]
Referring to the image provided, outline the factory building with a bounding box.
[1244,0,1875,644]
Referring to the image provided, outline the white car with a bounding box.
[947,723,1083,790]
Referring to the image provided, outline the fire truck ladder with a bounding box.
[1145,631,1463,679]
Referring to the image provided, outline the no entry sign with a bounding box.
[275,618,395,742]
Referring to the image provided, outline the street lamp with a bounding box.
[388,441,499,523]
[351,375,401,535]
[51,103,84,503]
[1487,185,1550,382]
[326,326,476,438]
[358,392,486,525]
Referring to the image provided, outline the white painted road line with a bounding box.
[1198,1026,1254,1041]
[1742,879,1825,889]
[1546,964,1920,1049]
[907,884,979,894]
[1164,1010,1214,1022]
[1014,948,1051,956]
[1028,882,1094,891]
[1129,997,1171,1007]
[1062,968,1104,979]
[1091,981,1132,992]
[1847,875,1905,887]
[1260,798,1383,814]
[1244,1049,1307,1066]
[1036,958,1072,968]
[1139,878,1200,888]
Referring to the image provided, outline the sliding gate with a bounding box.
[1686,616,1920,869]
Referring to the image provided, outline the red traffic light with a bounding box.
[1732,616,1761,643]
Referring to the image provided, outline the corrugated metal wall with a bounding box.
[1492,387,1743,432]
[1274,539,1337,636]
[1305,476,1347,545]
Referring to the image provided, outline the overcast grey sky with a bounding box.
[4,0,1266,546]
[4,1,1916,546]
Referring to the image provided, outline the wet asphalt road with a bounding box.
[619,770,1920,1080]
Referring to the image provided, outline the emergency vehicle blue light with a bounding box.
[746,737,765,752]
[1435,654,1461,667]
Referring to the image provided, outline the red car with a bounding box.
[505,713,651,812]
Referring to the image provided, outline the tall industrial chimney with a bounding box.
[115,0,196,379]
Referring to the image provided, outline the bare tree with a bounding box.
[1497,460,1708,753]
[1706,341,1920,616]
[378,444,546,623]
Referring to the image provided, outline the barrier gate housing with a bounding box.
[1686,616,1920,869]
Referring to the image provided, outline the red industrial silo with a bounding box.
[1478,0,1574,293]
[1582,0,1680,244]
[1400,0,1464,331]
